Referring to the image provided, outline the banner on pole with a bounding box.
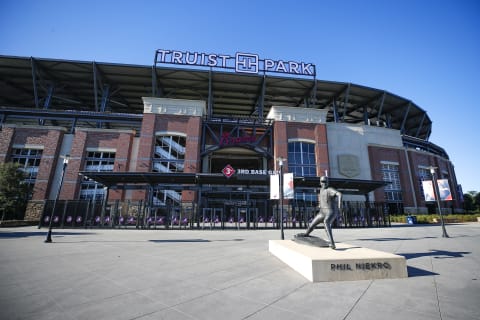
[437,179,452,201]
[270,174,279,200]
[422,179,453,201]
[422,180,435,201]
[283,173,294,199]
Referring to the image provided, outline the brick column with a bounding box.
[273,121,288,170]
[315,124,329,176]
[132,113,156,200]
[0,127,14,162]
[182,116,202,203]
[34,129,64,200]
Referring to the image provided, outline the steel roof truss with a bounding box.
[333,99,339,122]
[31,57,40,109]
[400,102,411,134]
[341,83,351,122]
[376,91,386,123]
[415,112,426,138]
[208,69,213,118]
[252,75,266,119]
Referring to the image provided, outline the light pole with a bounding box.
[277,157,286,240]
[429,166,449,238]
[45,154,69,243]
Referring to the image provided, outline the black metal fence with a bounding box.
[38,199,391,230]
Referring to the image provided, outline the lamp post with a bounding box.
[277,157,286,240]
[45,154,69,243]
[429,166,449,238]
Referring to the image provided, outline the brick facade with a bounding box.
[368,145,413,206]
[132,113,203,202]
[368,145,459,212]
[0,106,462,222]
[0,127,15,163]
[6,126,66,200]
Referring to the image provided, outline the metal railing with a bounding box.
[38,199,393,230]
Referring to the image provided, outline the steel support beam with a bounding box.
[208,69,213,118]
[376,91,386,123]
[333,99,339,122]
[400,102,412,134]
[30,57,40,109]
[151,66,164,97]
[252,75,266,120]
[326,83,350,109]
[415,112,426,138]
[100,84,110,112]
[309,80,317,107]
[341,83,351,122]
[43,85,54,109]
[364,106,369,125]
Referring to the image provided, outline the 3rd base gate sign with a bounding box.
[222,164,236,178]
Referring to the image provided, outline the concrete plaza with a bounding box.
[0,223,479,320]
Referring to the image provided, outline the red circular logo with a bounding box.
[222,164,235,178]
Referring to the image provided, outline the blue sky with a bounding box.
[1,0,479,192]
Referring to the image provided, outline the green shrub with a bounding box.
[389,214,479,224]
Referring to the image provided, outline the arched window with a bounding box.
[288,141,316,177]
[288,141,317,203]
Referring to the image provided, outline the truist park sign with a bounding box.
[155,49,316,77]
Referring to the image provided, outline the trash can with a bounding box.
[406,215,417,224]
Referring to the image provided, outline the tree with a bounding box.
[463,193,474,212]
[0,162,29,221]
[474,192,480,212]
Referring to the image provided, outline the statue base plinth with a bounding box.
[269,240,407,282]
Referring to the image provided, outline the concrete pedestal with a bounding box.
[269,240,408,282]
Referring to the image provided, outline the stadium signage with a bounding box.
[155,49,316,77]
[219,132,257,146]
[222,164,279,176]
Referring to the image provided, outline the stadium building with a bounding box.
[0,51,462,228]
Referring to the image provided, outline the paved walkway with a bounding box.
[0,223,479,320]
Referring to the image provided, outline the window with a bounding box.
[10,147,43,197]
[152,135,186,173]
[80,151,115,200]
[381,162,402,202]
[288,141,317,202]
[152,135,186,205]
[288,141,316,177]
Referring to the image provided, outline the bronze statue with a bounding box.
[295,176,342,249]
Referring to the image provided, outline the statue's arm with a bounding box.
[336,191,343,210]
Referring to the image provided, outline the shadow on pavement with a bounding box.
[401,249,471,260]
[0,231,96,239]
[357,236,438,241]
[402,249,471,277]
[407,266,438,277]
[149,238,245,243]
[149,239,210,243]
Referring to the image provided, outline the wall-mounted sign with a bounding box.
[338,154,360,178]
[155,49,316,77]
[222,164,236,178]
[219,132,257,147]
[237,169,278,175]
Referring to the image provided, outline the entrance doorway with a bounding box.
[208,147,264,173]
[200,187,272,229]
